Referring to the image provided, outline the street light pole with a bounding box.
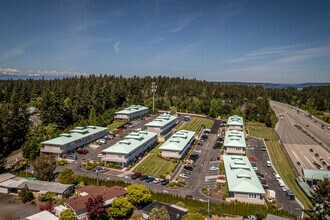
[151,82,157,113]
[207,187,210,214]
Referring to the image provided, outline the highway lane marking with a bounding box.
[303,155,314,167]
[291,150,307,168]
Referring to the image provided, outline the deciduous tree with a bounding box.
[148,206,170,220]
[58,169,77,184]
[19,184,34,203]
[32,155,56,181]
[59,209,77,220]
[107,197,134,219]
[85,195,107,220]
[182,212,205,220]
[126,184,152,207]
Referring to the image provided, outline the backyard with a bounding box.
[133,143,178,178]
[246,122,311,209]
[179,117,214,132]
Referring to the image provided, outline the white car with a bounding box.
[274,174,281,180]
[97,154,106,158]
[210,166,219,171]
[266,160,272,167]
[179,173,189,179]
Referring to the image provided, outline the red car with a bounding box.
[248,157,257,161]
[260,179,267,185]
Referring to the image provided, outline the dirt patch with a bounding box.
[0,194,39,220]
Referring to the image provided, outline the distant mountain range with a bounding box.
[0,72,329,89]
[213,81,330,89]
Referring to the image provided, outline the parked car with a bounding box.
[179,173,189,179]
[189,154,199,159]
[248,157,257,161]
[184,166,194,171]
[67,155,77,160]
[153,178,162,184]
[274,173,281,180]
[146,177,155,183]
[182,170,190,175]
[161,179,170,185]
[131,172,142,180]
[187,159,195,164]
[210,166,219,171]
[266,160,272,167]
[97,153,106,158]
[139,175,149,181]
[251,163,258,170]
[77,148,89,155]
[97,139,106,144]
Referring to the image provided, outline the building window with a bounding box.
[248,194,257,199]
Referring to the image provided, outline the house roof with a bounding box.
[115,105,148,115]
[224,130,246,148]
[227,115,244,126]
[41,126,107,146]
[16,180,73,194]
[102,131,157,155]
[0,173,15,183]
[145,114,177,128]
[142,201,188,220]
[26,210,58,220]
[223,155,265,195]
[65,185,126,215]
[303,168,330,180]
[159,130,195,152]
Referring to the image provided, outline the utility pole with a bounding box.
[96,170,99,186]
[151,82,157,113]
[207,187,210,214]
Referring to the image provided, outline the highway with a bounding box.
[270,101,330,174]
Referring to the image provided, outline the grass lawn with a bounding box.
[247,122,312,209]
[179,117,214,133]
[133,143,178,178]
[107,121,126,131]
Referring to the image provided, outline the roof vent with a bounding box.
[236,173,251,179]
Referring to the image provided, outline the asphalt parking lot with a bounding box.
[247,136,302,217]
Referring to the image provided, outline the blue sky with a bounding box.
[0,0,330,83]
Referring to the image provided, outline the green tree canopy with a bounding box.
[32,154,57,181]
[107,197,134,219]
[18,184,34,203]
[21,140,41,160]
[58,169,77,184]
[182,212,205,220]
[148,206,170,220]
[126,184,152,207]
[305,177,330,220]
[59,209,77,220]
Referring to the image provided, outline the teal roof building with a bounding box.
[41,126,108,157]
[145,114,178,135]
[224,130,246,155]
[115,105,148,120]
[102,131,158,167]
[159,130,195,159]
[227,115,244,131]
[223,155,265,204]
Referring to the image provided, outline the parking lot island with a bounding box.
[40,126,108,158]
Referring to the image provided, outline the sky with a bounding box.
[0,0,330,83]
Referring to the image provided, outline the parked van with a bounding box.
[278,180,285,187]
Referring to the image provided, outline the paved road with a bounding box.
[270,101,330,173]
[271,100,330,149]
[247,137,302,217]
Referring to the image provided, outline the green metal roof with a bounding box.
[224,130,246,148]
[227,115,244,126]
[41,126,108,146]
[115,105,148,115]
[303,168,330,180]
[223,155,265,194]
[159,130,195,152]
[145,114,177,128]
[102,131,157,155]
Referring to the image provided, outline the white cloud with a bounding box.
[169,13,202,33]
[149,37,165,44]
[0,67,21,74]
[114,41,121,53]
